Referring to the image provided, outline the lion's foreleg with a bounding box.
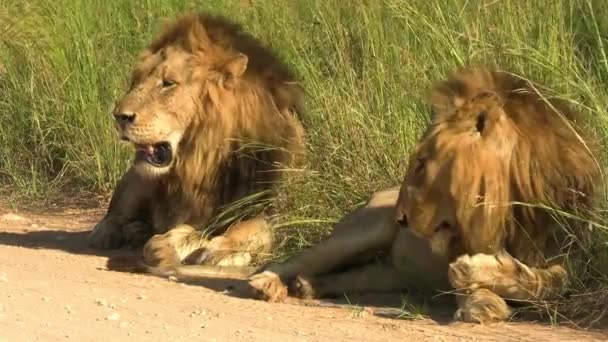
[448,251,568,323]
[448,251,568,302]
[88,168,156,249]
[452,288,511,324]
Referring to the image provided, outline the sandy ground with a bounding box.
[1,205,607,342]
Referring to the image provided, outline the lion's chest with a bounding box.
[149,190,217,234]
[390,228,451,293]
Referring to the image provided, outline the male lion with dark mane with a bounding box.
[249,67,602,324]
[88,12,305,276]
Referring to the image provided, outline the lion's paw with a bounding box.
[453,288,511,324]
[121,221,153,248]
[248,271,288,303]
[448,251,519,291]
[87,219,123,249]
[290,275,318,300]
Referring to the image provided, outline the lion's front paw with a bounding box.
[448,252,518,291]
[121,221,153,248]
[248,271,288,303]
[453,288,511,324]
[87,219,123,249]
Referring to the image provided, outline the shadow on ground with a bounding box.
[0,229,139,259]
[0,224,456,325]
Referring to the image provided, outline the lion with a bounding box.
[248,66,602,324]
[87,12,306,276]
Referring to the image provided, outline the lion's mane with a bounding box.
[427,67,602,266]
[139,13,306,232]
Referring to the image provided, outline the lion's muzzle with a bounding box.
[114,111,136,127]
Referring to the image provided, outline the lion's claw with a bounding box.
[248,271,288,303]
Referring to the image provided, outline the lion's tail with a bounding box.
[143,262,256,280]
[105,256,256,279]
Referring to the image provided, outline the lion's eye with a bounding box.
[414,157,425,174]
[162,79,177,88]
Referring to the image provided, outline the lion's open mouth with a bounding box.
[134,142,173,167]
[435,221,452,233]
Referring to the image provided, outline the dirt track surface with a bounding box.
[1,206,607,341]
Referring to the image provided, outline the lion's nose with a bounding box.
[114,112,136,125]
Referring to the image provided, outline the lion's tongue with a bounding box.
[136,145,155,156]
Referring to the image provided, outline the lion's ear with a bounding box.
[223,53,248,79]
[475,109,503,137]
[476,111,487,133]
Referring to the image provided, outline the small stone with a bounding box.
[30,223,39,229]
[95,299,108,307]
[106,313,120,321]
[42,296,52,301]
[137,294,147,300]
[167,276,178,282]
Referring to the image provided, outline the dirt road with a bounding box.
[0,206,606,341]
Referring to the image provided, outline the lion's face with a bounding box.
[113,46,202,175]
[113,42,249,176]
[395,92,513,248]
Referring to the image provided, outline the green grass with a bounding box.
[1,0,608,327]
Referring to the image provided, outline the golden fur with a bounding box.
[248,67,602,324]
[88,12,305,273]
[398,67,600,264]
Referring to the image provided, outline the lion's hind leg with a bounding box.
[186,217,273,267]
[142,218,272,268]
[448,251,568,323]
[291,261,404,299]
[142,224,205,267]
[249,188,400,303]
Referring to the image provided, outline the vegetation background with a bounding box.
[1,0,607,326]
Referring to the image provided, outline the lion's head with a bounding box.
[113,13,305,177]
[111,13,305,229]
[395,67,601,264]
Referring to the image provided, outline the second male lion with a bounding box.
[88,12,305,274]
[249,67,602,324]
